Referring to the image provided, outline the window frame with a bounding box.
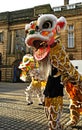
[68,25,74,48]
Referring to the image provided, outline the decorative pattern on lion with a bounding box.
[25,14,82,129]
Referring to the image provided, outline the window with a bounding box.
[0,32,3,43]
[53,7,61,12]
[69,25,74,31]
[68,25,74,48]
[15,29,26,54]
[67,4,75,9]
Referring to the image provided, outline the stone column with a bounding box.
[64,0,69,5]
[11,30,15,54]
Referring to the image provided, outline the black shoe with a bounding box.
[38,102,45,106]
[38,103,43,105]
[27,102,33,105]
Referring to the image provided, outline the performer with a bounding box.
[19,54,45,105]
[44,65,64,130]
[25,68,45,105]
[25,14,82,129]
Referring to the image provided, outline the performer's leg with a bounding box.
[37,88,44,105]
[44,96,63,130]
[66,99,81,126]
[25,82,33,105]
[65,82,82,126]
[32,80,45,105]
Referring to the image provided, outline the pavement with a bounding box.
[0,82,82,130]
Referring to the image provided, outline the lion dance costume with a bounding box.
[25,14,82,129]
[18,54,45,105]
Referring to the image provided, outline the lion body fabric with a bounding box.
[50,40,82,126]
[50,41,82,84]
[25,14,82,129]
[43,66,64,130]
[22,68,46,105]
[25,78,45,105]
[44,96,63,130]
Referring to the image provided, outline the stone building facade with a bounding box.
[0,2,82,82]
[53,2,82,60]
[0,4,53,82]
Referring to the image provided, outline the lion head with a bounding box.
[25,14,66,61]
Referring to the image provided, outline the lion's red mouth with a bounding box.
[30,39,50,61]
[33,40,48,50]
[34,46,50,61]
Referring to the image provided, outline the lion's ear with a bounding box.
[56,16,67,32]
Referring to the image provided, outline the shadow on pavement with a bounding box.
[0,116,48,130]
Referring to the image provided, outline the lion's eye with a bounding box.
[42,21,52,29]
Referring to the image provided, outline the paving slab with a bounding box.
[0,82,82,130]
